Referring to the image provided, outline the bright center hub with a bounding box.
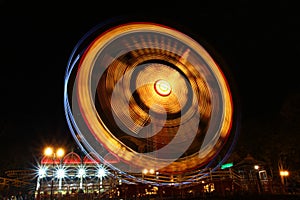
[154,79,172,96]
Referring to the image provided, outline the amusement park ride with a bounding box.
[62,18,240,187]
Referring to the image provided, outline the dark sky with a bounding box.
[0,1,299,172]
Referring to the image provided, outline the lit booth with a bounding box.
[35,151,110,198]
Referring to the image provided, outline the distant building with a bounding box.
[232,154,273,194]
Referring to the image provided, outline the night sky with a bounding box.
[1,1,299,173]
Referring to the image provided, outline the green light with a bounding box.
[221,162,233,170]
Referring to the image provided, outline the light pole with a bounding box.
[77,165,86,190]
[44,147,65,200]
[280,170,289,193]
[97,165,107,193]
[36,166,47,200]
[254,165,262,194]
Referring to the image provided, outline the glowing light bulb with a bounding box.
[154,79,172,96]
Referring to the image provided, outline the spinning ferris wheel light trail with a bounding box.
[63,19,240,186]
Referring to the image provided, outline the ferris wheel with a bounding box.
[64,17,240,186]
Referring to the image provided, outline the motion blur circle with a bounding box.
[64,20,237,185]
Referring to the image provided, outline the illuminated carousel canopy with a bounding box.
[62,152,81,165]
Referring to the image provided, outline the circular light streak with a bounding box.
[97,167,107,178]
[38,167,47,178]
[64,19,239,185]
[56,168,66,179]
[154,79,172,96]
[56,148,65,158]
[77,167,86,177]
[44,147,53,156]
